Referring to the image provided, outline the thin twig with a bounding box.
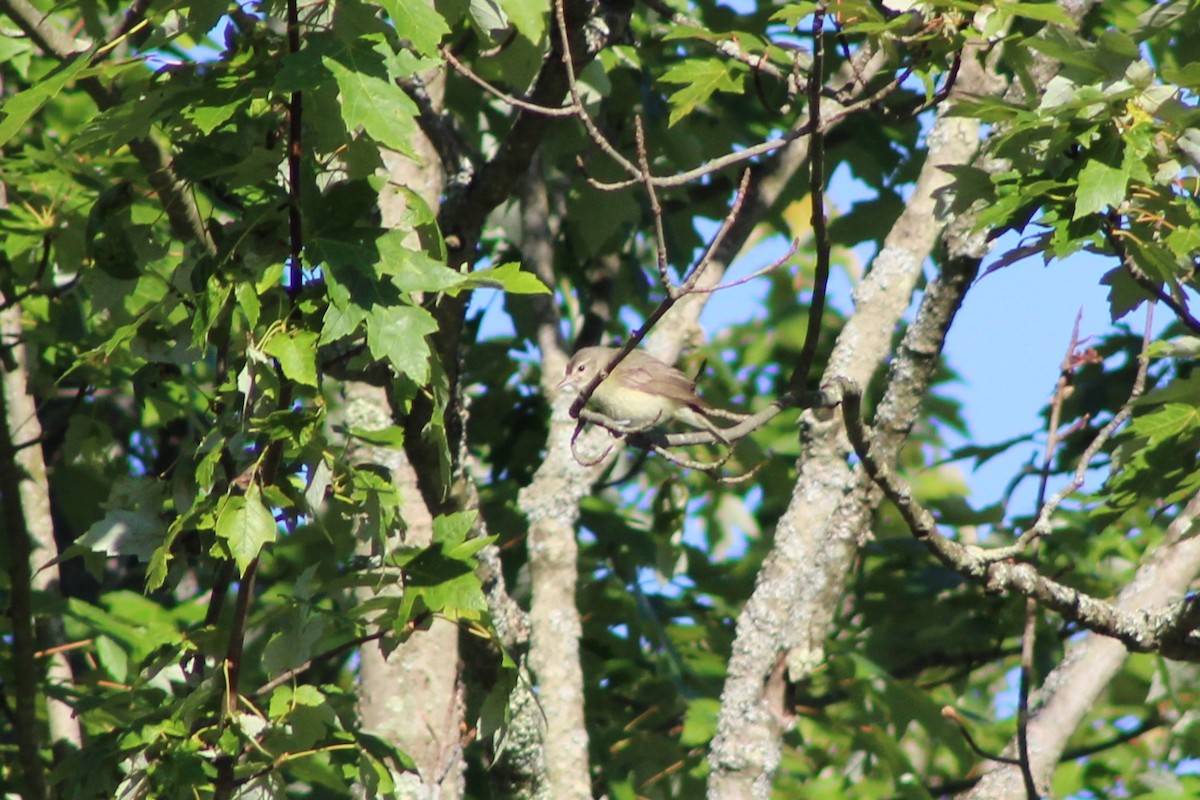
[440,45,577,117]
[675,170,753,298]
[907,46,963,117]
[553,0,639,176]
[586,129,802,191]
[941,706,1025,766]
[837,377,1200,659]
[635,116,671,290]
[680,237,798,294]
[1016,597,1040,799]
[992,304,1154,558]
[286,0,303,293]
[583,43,903,193]
[1016,312,1087,800]
[789,8,830,395]
[569,419,614,467]
[648,441,733,472]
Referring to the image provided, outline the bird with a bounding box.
[556,346,737,437]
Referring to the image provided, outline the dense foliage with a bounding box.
[3,0,1200,798]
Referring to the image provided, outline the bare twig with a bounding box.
[554,0,639,176]
[440,45,577,117]
[286,0,303,293]
[635,116,671,289]
[681,237,798,294]
[909,46,963,116]
[789,8,830,395]
[648,441,733,472]
[941,706,1024,766]
[1015,312,1090,800]
[569,419,614,467]
[675,170,753,298]
[837,378,1200,660]
[989,304,1153,558]
[583,130,801,191]
[1016,596,1039,800]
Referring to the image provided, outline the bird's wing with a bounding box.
[617,359,712,409]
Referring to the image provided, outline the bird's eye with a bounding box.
[576,364,585,372]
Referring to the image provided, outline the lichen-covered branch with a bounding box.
[839,382,1200,661]
[961,494,1200,798]
[706,40,996,800]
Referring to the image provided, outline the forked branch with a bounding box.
[835,377,1200,661]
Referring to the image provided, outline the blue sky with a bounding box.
[685,161,1138,518]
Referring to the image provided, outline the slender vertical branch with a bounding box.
[1016,598,1039,800]
[286,0,304,292]
[635,116,671,290]
[790,7,830,394]
[1017,312,1084,798]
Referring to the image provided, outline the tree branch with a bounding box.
[839,380,1200,660]
[707,35,997,798]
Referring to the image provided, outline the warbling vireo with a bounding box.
[556,346,732,435]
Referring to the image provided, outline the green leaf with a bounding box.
[680,698,720,746]
[1101,266,1151,321]
[216,487,279,574]
[349,425,406,447]
[321,301,367,344]
[378,0,450,56]
[1123,237,1179,283]
[999,0,1073,25]
[1126,404,1200,446]
[323,57,419,157]
[769,2,827,27]
[1166,225,1200,260]
[263,614,325,675]
[1073,158,1128,219]
[235,282,262,329]
[658,59,745,126]
[0,54,91,147]
[75,509,165,562]
[434,510,477,543]
[365,304,438,383]
[263,329,320,387]
[401,546,488,616]
[312,236,402,309]
[445,535,496,561]
[184,100,244,135]
[1146,337,1200,360]
[1164,62,1200,88]
[468,0,512,39]
[377,231,470,293]
[497,0,547,42]
[466,262,550,294]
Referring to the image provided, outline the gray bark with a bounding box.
[707,45,995,800]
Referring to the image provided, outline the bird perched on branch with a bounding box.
[556,346,741,438]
